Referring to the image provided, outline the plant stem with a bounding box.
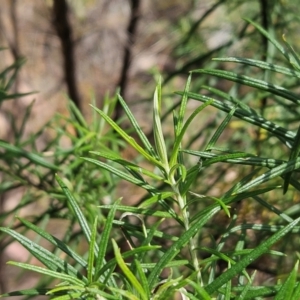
[169,175,203,285]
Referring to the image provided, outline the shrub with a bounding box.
[2,18,300,299]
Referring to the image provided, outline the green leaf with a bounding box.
[56,175,94,249]
[7,261,84,286]
[153,276,183,299]
[179,91,294,146]
[236,271,256,300]
[117,94,158,158]
[205,105,237,151]
[91,104,163,168]
[177,73,192,134]
[224,265,232,300]
[94,199,119,280]
[243,18,292,65]
[90,150,164,181]
[56,175,118,288]
[82,157,158,193]
[201,84,256,114]
[17,217,87,267]
[138,192,176,208]
[153,77,169,168]
[87,217,98,282]
[283,124,300,194]
[282,34,300,70]
[220,285,282,299]
[180,163,200,196]
[0,91,36,102]
[169,100,214,168]
[275,261,299,300]
[205,217,300,295]
[213,57,300,78]
[183,149,286,169]
[191,186,277,224]
[0,140,59,170]
[134,259,151,299]
[97,245,160,277]
[169,163,187,183]
[0,288,51,298]
[47,285,119,300]
[99,204,173,218]
[192,69,300,105]
[148,206,220,288]
[0,226,85,282]
[185,279,211,300]
[227,223,300,235]
[291,282,300,300]
[234,158,300,195]
[252,195,293,223]
[112,239,148,300]
[68,100,88,130]
[108,287,141,300]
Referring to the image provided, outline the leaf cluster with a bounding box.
[2,14,300,300]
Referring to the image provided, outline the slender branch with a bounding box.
[9,0,20,61]
[52,0,82,111]
[114,0,141,120]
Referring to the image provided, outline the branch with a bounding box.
[114,0,141,120]
[52,0,81,111]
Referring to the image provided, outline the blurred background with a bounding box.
[2,0,287,138]
[1,0,299,298]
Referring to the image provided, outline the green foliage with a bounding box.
[2,7,300,300]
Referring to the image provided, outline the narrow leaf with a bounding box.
[118,94,158,158]
[7,261,84,286]
[95,199,119,280]
[283,124,300,194]
[205,105,237,151]
[0,288,51,298]
[169,100,214,167]
[183,149,286,169]
[0,227,85,282]
[235,158,300,195]
[177,73,192,134]
[112,239,148,300]
[205,217,300,295]
[148,206,220,288]
[97,245,160,277]
[192,69,300,105]
[56,175,94,249]
[153,77,169,167]
[82,157,157,193]
[91,104,163,168]
[0,140,59,170]
[135,259,150,299]
[99,204,173,218]
[275,261,299,300]
[90,150,164,181]
[236,271,256,300]
[243,18,290,61]
[87,217,98,282]
[178,91,295,146]
[213,57,300,78]
[17,217,87,267]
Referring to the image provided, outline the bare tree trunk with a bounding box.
[52,0,82,111]
[114,0,141,121]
